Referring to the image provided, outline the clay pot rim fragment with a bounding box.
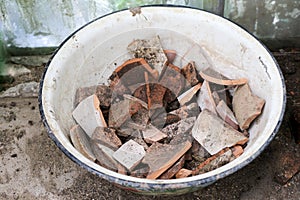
[39,5,286,195]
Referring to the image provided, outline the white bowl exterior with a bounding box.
[41,6,285,188]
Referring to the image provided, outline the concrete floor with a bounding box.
[0,51,299,199]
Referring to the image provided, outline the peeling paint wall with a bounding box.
[0,0,299,52]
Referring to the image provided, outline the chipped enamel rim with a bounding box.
[39,5,286,194]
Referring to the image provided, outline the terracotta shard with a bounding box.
[231,145,244,158]
[197,80,217,114]
[130,163,150,178]
[162,117,196,143]
[159,63,185,97]
[192,110,248,155]
[199,68,248,86]
[95,85,112,109]
[181,61,201,87]
[176,148,230,178]
[143,141,192,179]
[232,84,265,130]
[147,83,167,110]
[159,156,185,179]
[74,85,97,108]
[127,35,168,74]
[127,130,149,151]
[169,102,200,119]
[151,113,181,128]
[113,139,146,171]
[91,142,118,171]
[108,98,131,128]
[177,83,202,106]
[70,125,96,161]
[142,124,167,144]
[123,94,148,109]
[91,127,122,151]
[72,94,107,137]
[114,58,158,86]
[216,100,239,130]
[163,49,176,64]
[132,84,148,103]
[191,140,210,163]
[109,71,130,97]
[130,107,149,129]
[197,148,233,174]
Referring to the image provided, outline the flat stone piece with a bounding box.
[159,156,185,179]
[69,125,96,161]
[181,61,201,87]
[91,127,122,150]
[113,140,146,171]
[159,63,185,97]
[143,140,192,179]
[127,35,168,74]
[108,98,131,128]
[192,110,248,155]
[170,102,200,119]
[91,142,118,171]
[216,100,239,130]
[177,83,201,106]
[72,94,107,137]
[232,84,265,130]
[162,117,196,142]
[142,124,167,144]
[197,80,217,114]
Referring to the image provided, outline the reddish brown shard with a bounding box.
[143,140,192,179]
[70,125,96,162]
[151,113,181,128]
[91,141,118,172]
[114,58,158,86]
[91,127,122,150]
[177,83,201,105]
[147,83,167,110]
[95,85,112,109]
[160,63,185,97]
[163,49,177,64]
[130,163,150,178]
[74,85,97,108]
[181,61,201,87]
[131,107,149,128]
[159,156,185,179]
[109,71,130,97]
[231,145,244,158]
[169,102,200,119]
[132,84,148,103]
[232,84,265,130]
[142,124,167,144]
[108,98,131,128]
[200,68,248,86]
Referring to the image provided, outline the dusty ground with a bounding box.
[0,50,299,199]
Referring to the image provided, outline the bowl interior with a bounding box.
[40,6,285,187]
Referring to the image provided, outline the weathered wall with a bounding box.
[0,0,299,54]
